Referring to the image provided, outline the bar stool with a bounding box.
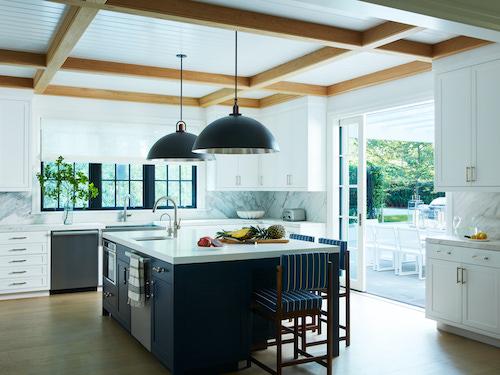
[250,253,334,375]
[289,233,315,242]
[316,238,350,346]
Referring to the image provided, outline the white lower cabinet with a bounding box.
[0,231,50,295]
[426,242,500,338]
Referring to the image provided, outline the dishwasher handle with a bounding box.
[52,230,99,236]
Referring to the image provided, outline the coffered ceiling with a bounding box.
[0,0,494,108]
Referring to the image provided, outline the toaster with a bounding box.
[282,208,306,222]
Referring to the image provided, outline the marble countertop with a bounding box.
[103,228,338,265]
[0,218,324,233]
[427,235,500,252]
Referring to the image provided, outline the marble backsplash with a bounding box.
[452,192,500,239]
[206,191,327,222]
[0,192,38,225]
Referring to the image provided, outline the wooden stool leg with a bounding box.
[346,251,351,347]
[301,316,307,350]
[294,317,299,359]
[276,318,282,375]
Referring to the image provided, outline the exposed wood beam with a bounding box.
[259,94,301,108]
[265,81,328,96]
[220,98,260,109]
[250,47,352,88]
[327,61,431,96]
[43,85,200,106]
[62,57,251,88]
[377,39,433,62]
[0,75,33,89]
[0,49,46,69]
[34,0,107,93]
[432,36,493,59]
[362,21,423,48]
[198,88,237,108]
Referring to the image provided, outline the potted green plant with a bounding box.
[37,156,99,224]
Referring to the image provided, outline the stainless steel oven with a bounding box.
[103,240,116,284]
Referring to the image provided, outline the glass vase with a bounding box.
[63,202,74,225]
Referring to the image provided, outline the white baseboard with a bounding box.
[437,322,500,348]
[0,291,50,301]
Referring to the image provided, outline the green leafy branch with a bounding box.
[36,156,99,208]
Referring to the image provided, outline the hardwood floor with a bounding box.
[0,292,498,375]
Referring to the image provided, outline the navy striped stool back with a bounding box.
[318,238,347,271]
[289,233,315,243]
[281,253,330,292]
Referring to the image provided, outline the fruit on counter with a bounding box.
[216,225,287,241]
[197,236,224,248]
[471,231,488,240]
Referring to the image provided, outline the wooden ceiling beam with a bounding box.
[34,0,107,93]
[259,94,302,108]
[327,61,431,96]
[362,21,424,48]
[220,98,260,109]
[376,39,433,62]
[62,57,251,88]
[432,36,493,59]
[265,81,328,96]
[0,49,46,69]
[0,75,33,89]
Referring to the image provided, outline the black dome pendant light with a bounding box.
[147,54,212,161]
[192,31,280,155]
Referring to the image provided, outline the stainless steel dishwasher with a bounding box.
[51,230,99,294]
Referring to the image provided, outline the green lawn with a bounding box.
[381,214,409,223]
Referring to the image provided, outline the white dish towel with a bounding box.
[128,253,145,308]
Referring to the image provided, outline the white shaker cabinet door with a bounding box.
[435,68,472,189]
[237,155,260,188]
[473,59,500,187]
[461,264,500,334]
[215,155,239,189]
[0,99,30,191]
[426,258,462,324]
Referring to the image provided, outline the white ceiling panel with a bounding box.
[0,64,35,78]
[405,29,457,44]
[72,10,321,76]
[198,0,384,30]
[287,52,414,86]
[239,90,271,99]
[0,0,66,53]
[52,71,218,97]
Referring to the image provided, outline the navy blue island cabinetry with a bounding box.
[102,230,340,375]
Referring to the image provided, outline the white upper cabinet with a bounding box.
[0,96,31,191]
[209,97,326,191]
[435,45,500,191]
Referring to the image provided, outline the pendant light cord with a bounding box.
[180,55,183,121]
[232,30,240,116]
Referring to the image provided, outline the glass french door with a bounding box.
[337,116,366,291]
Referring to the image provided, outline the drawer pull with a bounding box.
[152,266,168,273]
[9,271,27,275]
[9,248,27,252]
[9,236,27,240]
[103,292,113,298]
[446,251,452,255]
[472,255,490,261]
[9,259,27,263]
[9,282,27,286]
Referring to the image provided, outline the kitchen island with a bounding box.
[102,228,340,375]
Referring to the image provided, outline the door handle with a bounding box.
[456,267,461,284]
[461,268,466,284]
[359,213,362,226]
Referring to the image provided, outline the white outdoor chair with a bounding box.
[397,227,425,280]
[373,226,399,272]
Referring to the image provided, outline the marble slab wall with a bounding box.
[0,193,36,224]
[452,192,500,239]
[205,191,327,222]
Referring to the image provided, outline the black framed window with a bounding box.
[41,162,197,211]
[41,162,90,210]
[154,165,197,208]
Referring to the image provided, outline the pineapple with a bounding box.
[266,225,286,239]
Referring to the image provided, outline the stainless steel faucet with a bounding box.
[159,213,173,237]
[121,194,132,222]
[153,196,180,238]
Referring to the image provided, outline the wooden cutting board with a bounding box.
[220,238,289,244]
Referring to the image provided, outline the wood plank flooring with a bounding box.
[0,292,498,375]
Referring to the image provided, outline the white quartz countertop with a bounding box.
[103,228,338,265]
[0,218,324,233]
[427,235,500,252]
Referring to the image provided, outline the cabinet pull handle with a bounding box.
[461,268,466,284]
[9,236,27,240]
[471,166,476,182]
[103,291,113,298]
[123,267,127,284]
[259,175,263,186]
[152,266,167,273]
[9,282,27,286]
[456,267,461,284]
[465,167,470,182]
[9,271,27,275]
[9,259,27,263]
[9,248,27,252]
